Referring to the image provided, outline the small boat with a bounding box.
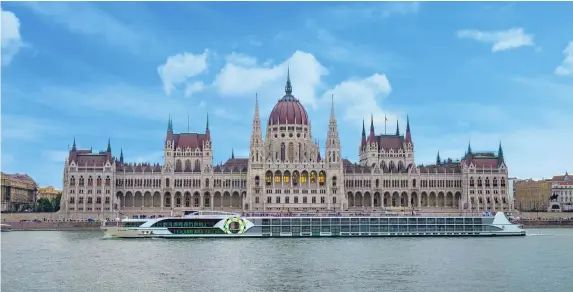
[101,210,526,239]
[0,224,12,232]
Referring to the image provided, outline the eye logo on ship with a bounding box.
[222,216,248,234]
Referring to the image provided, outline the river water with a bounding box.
[1,229,571,292]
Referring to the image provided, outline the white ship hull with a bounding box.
[102,211,526,239]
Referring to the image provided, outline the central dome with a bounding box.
[268,70,309,126]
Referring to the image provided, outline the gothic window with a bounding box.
[283,171,290,184]
[288,142,294,162]
[376,179,380,188]
[105,197,110,204]
[96,176,102,186]
[96,197,101,204]
[69,197,75,204]
[478,178,482,187]
[312,196,316,204]
[105,176,111,186]
[267,197,272,204]
[255,197,260,204]
[501,178,506,187]
[320,196,325,204]
[292,171,300,186]
[485,177,490,187]
[184,160,192,172]
[276,196,281,204]
[470,177,475,187]
[274,171,281,184]
[87,197,93,204]
[285,196,290,204]
[318,171,326,186]
[493,177,498,187]
[79,197,84,204]
[294,196,299,204]
[303,196,307,204]
[280,143,286,162]
[301,171,308,184]
[332,176,337,187]
[332,196,337,204]
[255,176,260,186]
[70,176,76,186]
[310,171,317,184]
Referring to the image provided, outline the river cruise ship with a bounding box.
[101,210,526,238]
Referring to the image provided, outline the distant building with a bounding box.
[37,186,61,201]
[1,173,38,212]
[514,179,552,211]
[548,172,572,212]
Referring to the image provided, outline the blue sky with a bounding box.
[2,1,572,189]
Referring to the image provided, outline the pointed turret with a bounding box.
[249,94,263,163]
[231,148,235,159]
[467,141,472,157]
[395,120,400,136]
[107,138,111,152]
[361,119,367,150]
[436,151,441,165]
[405,115,412,144]
[497,141,505,166]
[285,66,293,96]
[120,148,124,163]
[326,95,341,164]
[205,113,211,141]
[72,137,77,151]
[368,114,376,143]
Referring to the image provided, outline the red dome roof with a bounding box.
[267,69,309,126]
[268,95,309,126]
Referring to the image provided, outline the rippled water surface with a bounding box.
[2,229,572,292]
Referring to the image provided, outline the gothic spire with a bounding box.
[369,114,375,142]
[72,137,77,151]
[361,119,367,149]
[395,120,400,136]
[497,141,504,166]
[405,115,412,144]
[436,151,441,165]
[231,148,235,159]
[467,141,472,156]
[120,148,124,163]
[285,66,293,96]
[107,138,111,152]
[167,114,173,132]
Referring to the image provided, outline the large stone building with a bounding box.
[37,186,62,201]
[514,179,553,211]
[548,172,573,212]
[1,172,38,212]
[60,72,510,220]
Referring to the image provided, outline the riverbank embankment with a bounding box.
[4,221,101,231]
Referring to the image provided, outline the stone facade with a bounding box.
[548,172,573,212]
[60,73,510,220]
[514,179,553,211]
[37,186,61,201]
[1,172,38,212]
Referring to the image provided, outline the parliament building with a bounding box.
[60,72,511,219]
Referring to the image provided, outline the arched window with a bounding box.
[332,196,337,204]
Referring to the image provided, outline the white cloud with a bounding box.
[41,150,69,163]
[185,81,206,97]
[158,49,209,96]
[19,2,146,52]
[322,74,395,129]
[1,8,23,66]
[213,50,327,109]
[225,52,257,67]
[555,41,573,76]
[456,28,534,52]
